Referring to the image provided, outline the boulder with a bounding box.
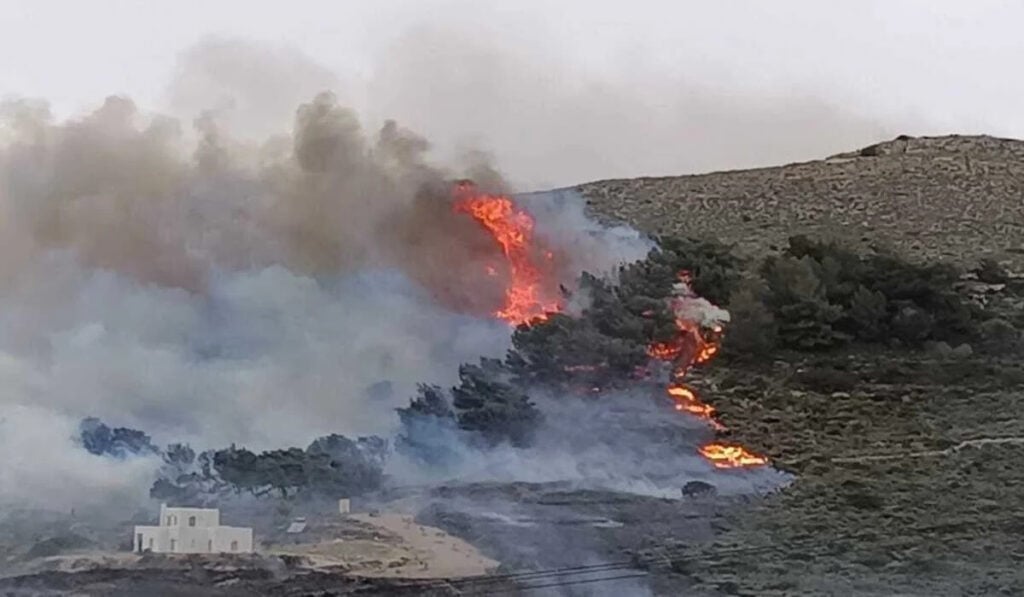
[681,480,717,498]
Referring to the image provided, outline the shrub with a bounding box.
[891,305,935,346]
[975,258,1010,284]
[396,385,463,467]
[761,255,848,349]
[797,367,859,393]
[452,359,542,448]
[723,279,777,356]
[979,318,1020,353]
[78,418,158,459]
[846,286,888,342]
[751,235,990,351]
[652,236,743,305]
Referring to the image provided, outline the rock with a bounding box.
[926,340,953,357]
[681,481,717,498]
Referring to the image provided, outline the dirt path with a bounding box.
[274,513,498,580]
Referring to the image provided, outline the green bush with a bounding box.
[847,286,888,342]
[452,359,543,448]
[760,255,848,349]
[723,279,777,356]
[741,235,989,351]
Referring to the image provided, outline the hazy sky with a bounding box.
[1,0,1020,188]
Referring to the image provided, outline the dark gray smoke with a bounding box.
[0,43,651,509]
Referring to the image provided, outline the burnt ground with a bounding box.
[0,558,479,596]
[416,482,720,595]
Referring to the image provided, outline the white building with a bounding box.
[134,504,253,554]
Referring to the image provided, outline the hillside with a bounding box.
[579,134,1024,270]
[579,134,1024,595]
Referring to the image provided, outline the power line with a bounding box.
[474,572,651,595]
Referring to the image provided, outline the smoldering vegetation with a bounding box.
[28,229,791,523]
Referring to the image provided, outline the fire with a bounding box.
[452,181,561,325]
[666,384,724,430]
[648,272,767,470]
[647,342,682,360]
[699,443,770,469]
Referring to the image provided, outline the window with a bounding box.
[230,540,238,552]
[188,516,196,527]
[166,516,172,526]
[136,533,143,552]
[148,538,154,550]
[170,539,177,552]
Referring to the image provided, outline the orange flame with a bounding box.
[647,342,682,360]
[699,443,770,469]
[648,273,767,469]
[666,385,721,426]
[452,181,561,325]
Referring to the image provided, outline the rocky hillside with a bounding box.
[579,134,1024,270]
[579,135,1024,595]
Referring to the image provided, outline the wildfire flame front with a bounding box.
[452,181,561,325]
[649,272,768,470]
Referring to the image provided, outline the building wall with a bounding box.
[211,526,254,553]
[134,525,163,553]
[135,505,253,554]
[159,504,220,528]
[134,525,253,554]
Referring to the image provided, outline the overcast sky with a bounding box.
[1,0,1020,188]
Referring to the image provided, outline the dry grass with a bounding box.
[579,134,1024,271]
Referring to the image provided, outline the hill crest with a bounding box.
[577,134,1024,268]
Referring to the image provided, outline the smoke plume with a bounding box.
[0,41,653,510]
